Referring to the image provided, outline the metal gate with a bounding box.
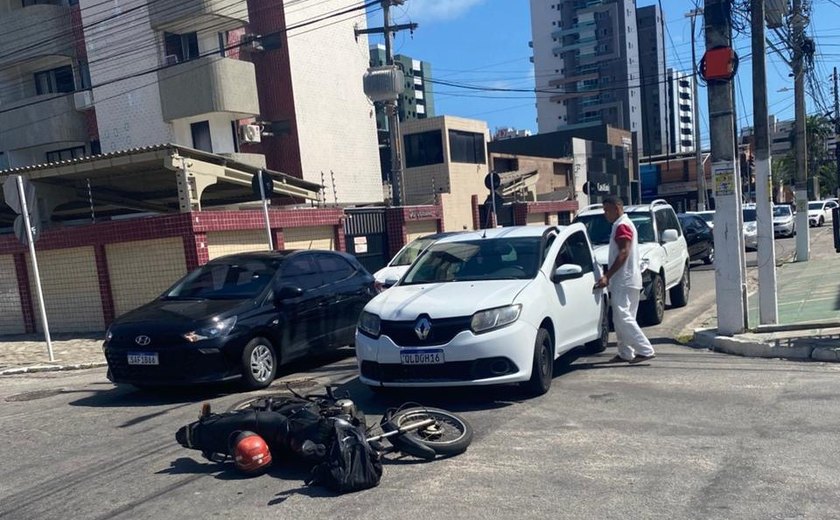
[344,208,389,274]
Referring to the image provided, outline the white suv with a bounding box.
[574,199,691,325]
[355,224,609,396]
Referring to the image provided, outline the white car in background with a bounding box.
[373,232,461,290]
[356,225,609,396]
[743,204,758,250]
[773,204,796,237]
[808,200,837,227]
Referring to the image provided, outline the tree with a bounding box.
[782,115,837,199]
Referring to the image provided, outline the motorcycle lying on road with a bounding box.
[175,386,473,493]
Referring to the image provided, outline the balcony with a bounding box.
[149,0,249,33]
[0,4,75,67]
[0,94,87,151]
[157,56,259,122]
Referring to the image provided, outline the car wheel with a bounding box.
[669,265,690,308]
[584,299,609,354]
[703,245,715,265]
[819,217,824,227]
[522,328,553,396]
[638,274,665,326]
[241,337,277,390]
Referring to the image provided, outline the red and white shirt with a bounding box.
[608,214,642,290]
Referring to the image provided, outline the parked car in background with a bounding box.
[687,210,716,230]
[574,199,690,326]
[104,250,375,390]
[808,200,836,227]
[773,204,796,237]
[373,232,461,290]
[356,225,609,396]
[678,213,714,264]
[743,204,758,250]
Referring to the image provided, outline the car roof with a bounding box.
[417,231,463,241]
[433,225,560,244]
[206,249,344,264]
[576,199,674,217]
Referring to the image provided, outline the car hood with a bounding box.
[774,215,793,223]
[365,279,533,320]
[373,265,410,284]
[112,298,247,328]
[593,243,660,266]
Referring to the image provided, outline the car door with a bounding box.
[551,230,600,348]
[313,252,369,348]
[681,217,703,260]
[657,208,684,285]
[274,253,326,360]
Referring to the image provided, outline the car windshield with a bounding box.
[697,212,714,223]
[774,206,792,217]
[743,209,756,222]
[165,258,280,300]
[575,213,655,245]
[391,237,436,266]
[402,237,541,284]
[809,202,824,210]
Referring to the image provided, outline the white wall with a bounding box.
[79,0,173,152]
[285,0,382,204]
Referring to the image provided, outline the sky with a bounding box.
[366,0,840,145]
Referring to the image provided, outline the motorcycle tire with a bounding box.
[381,407,473,459]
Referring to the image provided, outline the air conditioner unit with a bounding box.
[240,124,262,144]
[164,54,179,66]
[73,90,93,111]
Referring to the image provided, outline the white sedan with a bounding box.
[355,224,608,396]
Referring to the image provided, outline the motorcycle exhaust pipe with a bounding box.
[366,418,435,443]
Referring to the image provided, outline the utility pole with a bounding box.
[833,67,839,198]
[686,8,707,210]
[751,0,779,324]
[792,0,810,260]
[357,1,417,207]
[705,0,747,335]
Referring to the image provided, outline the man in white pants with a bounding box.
[594,196,656,363]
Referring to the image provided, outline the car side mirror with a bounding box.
[661,229,679,243]
[273,285,303,306]
[384,276,399,288]
[553,264,583,283]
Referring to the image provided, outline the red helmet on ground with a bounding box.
[229,431,272,474]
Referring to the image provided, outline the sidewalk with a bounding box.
[0,334,105,375]
[694,233,840,362]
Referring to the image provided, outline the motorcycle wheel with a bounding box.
[382,407,473,458]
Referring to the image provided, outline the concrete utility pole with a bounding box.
[751,0,779,324]
[834,67,839,198]
[358,0,417,206]
[705,0,747,335]
[792,0,810,260]
[686,7,708,210]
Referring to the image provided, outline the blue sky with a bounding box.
[366,0,840,144]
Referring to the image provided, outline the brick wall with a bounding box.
[0,254,25,335]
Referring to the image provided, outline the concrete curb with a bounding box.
[692,328,840,362]
[0,362,108,376]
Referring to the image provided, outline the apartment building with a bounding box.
[636,4,666,157]
[666,68,696,154]
[529,0,643,152]
[0,0,382,203]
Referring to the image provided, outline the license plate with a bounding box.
[127,352,159,365]
[400,349,444,365]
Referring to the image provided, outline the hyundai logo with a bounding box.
[135,335,151,346]
[414,317,432,341]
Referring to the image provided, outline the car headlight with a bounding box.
[745,222,757,233]
[639,258,650,272]
[470,304,522,334]
[358,311,381,338]
[183,316,237,343]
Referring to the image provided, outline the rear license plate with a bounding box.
[400,349,444,365]
[127,352,159,365]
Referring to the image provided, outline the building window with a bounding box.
[230,121,240,153]
[448,130,486,164]
[77,60,91,89]
[403,130,444,168]
[46,146,85,163]
[191,121,212,152]
[34,65,75,95]
[164,31,200,64]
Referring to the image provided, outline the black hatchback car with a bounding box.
[104,250,375,389]
[677,213,714,265]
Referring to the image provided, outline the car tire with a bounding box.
[584,299,609,354]
[669,265,690,308]
[522,328,553,396]
[241,337,278,390]
[638,274,665,326]
[703,245,715,265]
[819,217,824,227]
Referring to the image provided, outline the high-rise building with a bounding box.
[666,69,696,154]
[636,4,667,157]
[529,0,643,152]
[0,0,382,203]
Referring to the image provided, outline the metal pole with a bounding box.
[751,0,779,324]
[17,176,53,361]
[490,171,498,227]
[793,0,810,261]
[383,0,404,207]
[257,169,274,250]
[705,0,746,335]
[687,8,707,210]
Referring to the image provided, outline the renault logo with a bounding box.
[414,317,432,341]
[135,335,151,346]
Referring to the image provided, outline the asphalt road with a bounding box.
[2,233,839,520]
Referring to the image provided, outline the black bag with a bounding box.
[307,419,383,494]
